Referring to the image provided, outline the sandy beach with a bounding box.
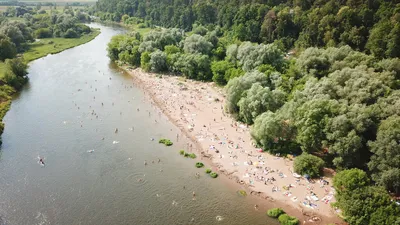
[127,68,344,225]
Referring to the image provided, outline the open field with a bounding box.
[23,29,100,62]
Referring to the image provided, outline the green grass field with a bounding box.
[130,24,153,36]
[23,29,100,62]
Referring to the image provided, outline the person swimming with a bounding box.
[39,158,45,165]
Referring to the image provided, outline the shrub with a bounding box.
[195,162,204,168]
[138,23,146,28]
[278,214,299,225]
[35,28,52,38]
[293,153,324,178]
[159,138,173,146]
[179,150,185,155]
[210,172,218,178]
[188,153,196,159]
[184,152,190,157]
[205,168,212,173]
[267,208,285,218]
[64,28,78,38]
[238,190,247,196]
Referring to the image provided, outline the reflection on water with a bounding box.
[0,24,278,225]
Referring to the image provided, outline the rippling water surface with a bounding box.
[0,24,278,225]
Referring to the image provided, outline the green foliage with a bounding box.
[293,154,324,178]
[225,71,269,115]
[237,83,286,124]
[237,190,247,196]
[192,24,208,36]
[209,172,218,178]
[235,42,285,72]
[368,116,400,195]
[205,168,211,173]
[251,111,299,155]
[164,45,180,55]
[335,186,400,225]
[334,169,370,194]
[5,58,27,77]
[195,162,204,168]
[183,34,213,55]
[158,138,173,146]
[140,51,151,71]
[35,28,52,38]
[211,60,234,85]
[179,150,185,155]
[277,214,299,225]
[267,208,285,218]
[0,34,16,61]
[149,50,167,72]
[174,53,212,81]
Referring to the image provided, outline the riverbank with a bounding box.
[127,68,345,225]
[0,29,101,142]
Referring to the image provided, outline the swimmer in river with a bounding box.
[254,204,258,210]
[158,158,160,163]
[192,191,196,200]
[115,128,118,133]
[144,161,147,166]
[39,158,45,165]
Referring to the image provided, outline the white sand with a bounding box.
[128,68,341,223]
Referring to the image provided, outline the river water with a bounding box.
[0,24,278,225]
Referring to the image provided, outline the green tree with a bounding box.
[140,51,151,71]
[183,34,213,55]
[0,34,17,61]
[333,169,369,194]
[251,111,299,154]
[210,60,234,85]
[368,116,400,195]
[293,153,324,178]
[149,50,167,72]
[237,83,286,124]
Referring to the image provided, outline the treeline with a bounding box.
[107,26,400,224]
[95,0,400,59]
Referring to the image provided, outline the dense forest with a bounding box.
[95,0,400,59]
[100,0,400,223]
[0,5,94,140]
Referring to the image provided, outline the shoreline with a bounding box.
[126,67,345,225]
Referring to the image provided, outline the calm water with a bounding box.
[0,24,278,225]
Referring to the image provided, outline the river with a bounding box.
[0,24,278,225]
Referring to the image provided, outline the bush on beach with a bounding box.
[159,138,173,146]
[195,162,204,168]
[210,172,218,178]
[277,214,299,225]
[267,208,285,218]
[293,153,324,178]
